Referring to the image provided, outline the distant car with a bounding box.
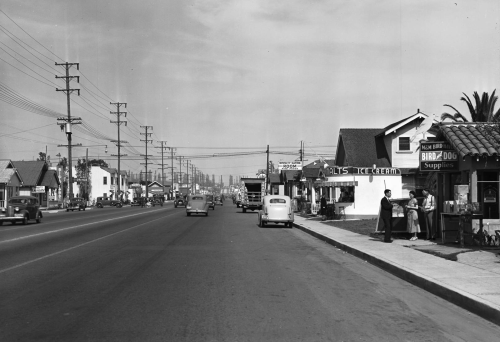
[186,195,209,216]
[67,197,86,211]
[206,194,215,210]
[174,196,187,208]
[130,197,142,206]
[95,197,122,208]
[0,195,43,225]
[258,195,294,228]
[214,196,223,206]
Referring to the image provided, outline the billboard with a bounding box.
[419,141,459,171]
[278,161,302,171]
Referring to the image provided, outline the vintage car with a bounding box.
[206,194,215,210]
[130,197,142,206]
[95,196,122,208]
[214,195,223,206]
[186,195,209,216]
[67,197,86,211]
[258,195,294,228]
[0,195,43,225]
[174,196,187,208]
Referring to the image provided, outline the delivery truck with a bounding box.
[240,177,266,213]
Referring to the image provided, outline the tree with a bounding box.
[57,157,68,200]
[37,152,50,164]
[75,159,91,200]
[441,90,500,122]
[88,159,108,167]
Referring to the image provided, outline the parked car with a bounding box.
[130,197,142,206]
[174,196,187,208]
[95,196,122,208]
[206,194,215,210]
[0,195,43,225]
[186,195,209,216]
[214,195,223,206]
[67,197,86,211]
[258,195,294,228]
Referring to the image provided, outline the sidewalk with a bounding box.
[293,215,500,326]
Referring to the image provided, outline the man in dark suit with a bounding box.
[380,189,394,243]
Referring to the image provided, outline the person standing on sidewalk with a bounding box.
[380,189,394,243]
[405,190,420,241]
[320,194,327,221]
[420,188,436,240]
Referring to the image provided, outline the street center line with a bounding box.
[0,212,177,275]
[0,208,171,244]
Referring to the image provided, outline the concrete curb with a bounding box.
[292,222,500,326]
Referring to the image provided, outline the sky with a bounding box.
[1,0,499,184]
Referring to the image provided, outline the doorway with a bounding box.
[477,171,499,219]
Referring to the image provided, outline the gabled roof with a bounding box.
[439,123,500,158]
[0,160,15,170]
[148,181,163,187]
[375,112,432,137]
[100,166,117,174]
[303,159,336,169]
[337,129,391,167]
[39,170,60,188]
[12,160,47,186]
[0,169,17,184]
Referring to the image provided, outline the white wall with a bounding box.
[386,121,436,168]
[326,174,403,218]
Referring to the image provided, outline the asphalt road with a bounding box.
[1,200,499,341]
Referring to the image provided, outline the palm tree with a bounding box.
[441,90,500,122]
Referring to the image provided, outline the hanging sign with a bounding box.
[278,162,302,171]
[419,141,459,171]
[32,186,45,193]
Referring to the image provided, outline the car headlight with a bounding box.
[14,207,20,212]
[187,206,192,209]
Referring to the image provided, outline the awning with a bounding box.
[314,181,358,187]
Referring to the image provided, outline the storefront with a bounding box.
[425,123,500,243]
[316,166,403,219]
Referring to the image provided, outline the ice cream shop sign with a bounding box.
[419,141,459,171]
[326,167,400,175]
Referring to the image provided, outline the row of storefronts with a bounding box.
[279,114,500,241]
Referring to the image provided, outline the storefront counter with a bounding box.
[440,213,484,246]
[375,198,426,233]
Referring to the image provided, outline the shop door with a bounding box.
[478,172,499,219]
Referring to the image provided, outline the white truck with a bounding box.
[240,177,266,213]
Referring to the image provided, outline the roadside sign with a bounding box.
[32,186,45,193]
[278,161,302,171]
[419,141,458,172]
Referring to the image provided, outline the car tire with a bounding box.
[258,217,262,227]
[66,209,69,212]
[117,203,122,208]
[11,220,16,225]
[187,213,191,216]
[78,207,81,211]
[262,220,266,228]
[175,205,177,208]
[205,212,208,216]
[97,203,103,208]
[0,221,3,226]
[22,215,28,225]
[243,208,246,213]
[36,213,42,223]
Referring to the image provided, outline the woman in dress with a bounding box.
[406,190,420,241]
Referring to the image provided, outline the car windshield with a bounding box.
[9,198,29,204]
[191,196,204,201]
[269,198,286,204]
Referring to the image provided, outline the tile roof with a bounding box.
[338,129,391,167]
[440,123,500,158]
[12,161,47,186]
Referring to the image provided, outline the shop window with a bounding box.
[338,186,355,203]
[398,137,411,151]
[103,176,107,185]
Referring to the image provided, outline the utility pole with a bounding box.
[140,126,153,200]
[177,156,183,186]
[191,164,194,194]
[56,62,81,201]
[155,141,168,200]
[110,102,127,201]
[266,144,270,193]
[170,147,176,198]
[185,159,191,195]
